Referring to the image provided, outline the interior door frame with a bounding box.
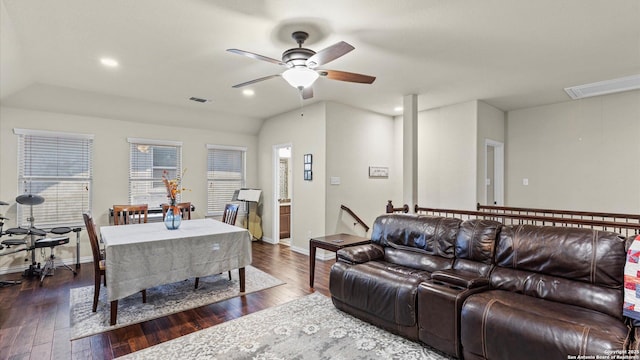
[272,143,293,245]
[484,139,504,206]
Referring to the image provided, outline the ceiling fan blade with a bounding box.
[305,41,354,68]
[301,87,313,99]
[232,74,281,88]
[320,70,376,84]
[226,49,288,67]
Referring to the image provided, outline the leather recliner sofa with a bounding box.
[460,224,630,360]
[329,214,632,360]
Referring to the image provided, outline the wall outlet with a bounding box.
[522,178,529,186]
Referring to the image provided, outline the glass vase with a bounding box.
[164,207,182,230]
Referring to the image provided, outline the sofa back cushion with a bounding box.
[492,225,626,318]
[496,225,626,286]
[371,214,461,258]
[371,214,461,272]
[490,266,623,319]
[449,219,501,277]
[455,219,501,262]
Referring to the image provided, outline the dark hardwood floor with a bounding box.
[0,241,334,360]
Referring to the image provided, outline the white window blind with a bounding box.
[207,145,246,215]
[15,129,93,228]
[128,139,182,208]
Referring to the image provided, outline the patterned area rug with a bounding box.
[117,292,455,360]
[69,265,284,340]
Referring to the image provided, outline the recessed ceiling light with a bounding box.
[394,106,403,112]
[242,89,255,97]
[100,57,119,67]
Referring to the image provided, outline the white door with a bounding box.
[485,140,504,206]
[273,144,292,245]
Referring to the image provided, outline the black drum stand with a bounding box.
[0,200,20,287]
[0,195,80,287]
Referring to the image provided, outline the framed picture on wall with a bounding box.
[369,166,389,178]
[304,154,313,181]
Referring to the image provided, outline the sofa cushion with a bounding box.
[329,261,428,328]
[384,247,454,273]
[496,225,626,287]
[455,219,501,264]
[461,290,631,360]
[371,214,461,258]
[490,266,623,319]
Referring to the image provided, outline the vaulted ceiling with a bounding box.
[1,0,639,133]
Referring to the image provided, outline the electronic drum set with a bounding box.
[0,194,80,287]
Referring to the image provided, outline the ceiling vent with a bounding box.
[564,74,640,100]
[189,96,210,103]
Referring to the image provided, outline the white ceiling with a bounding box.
[1,0,639,132]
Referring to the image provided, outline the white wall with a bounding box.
[477,101,506,205]
[417,100,478,210]
[0,0,32,98]
[506,90,640,213]
[0,106,258,272]
[325,102,397,237]
[257,102,326,253]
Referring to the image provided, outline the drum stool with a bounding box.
[35,236,75,286]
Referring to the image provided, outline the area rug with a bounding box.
[70,265,285,340]
[117,292,455,360]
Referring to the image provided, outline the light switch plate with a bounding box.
[330,176,341,185]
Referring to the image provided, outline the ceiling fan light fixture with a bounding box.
[282,67,319,89]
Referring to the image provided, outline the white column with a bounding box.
[403,94,418,208]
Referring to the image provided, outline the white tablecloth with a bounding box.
[100,218,252,302]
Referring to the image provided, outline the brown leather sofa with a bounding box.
[460,224,630,360]
[329,214,632,359]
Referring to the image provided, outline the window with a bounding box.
[207,145,246,215]
[15,128,93,228]
[128,138,182,208]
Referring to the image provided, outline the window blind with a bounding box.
[207,145,246,215]
[128,139,182,208]
[15,129,93,228]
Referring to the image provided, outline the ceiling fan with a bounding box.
[227,31,376,99]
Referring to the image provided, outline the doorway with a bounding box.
[484,139,504,206]
[273,144,292,246]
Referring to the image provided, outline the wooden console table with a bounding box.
[309,233,370,288]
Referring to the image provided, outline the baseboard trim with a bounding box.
[290,244,334,261]
[261,236,276,244]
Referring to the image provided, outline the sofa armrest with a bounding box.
[337,244,384,264]
[431,269,490,289]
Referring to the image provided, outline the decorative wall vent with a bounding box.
[189,96,210,103]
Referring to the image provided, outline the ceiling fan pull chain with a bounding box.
[299,88,304,117]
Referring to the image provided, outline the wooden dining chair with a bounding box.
[222,203,239,226]
[83,212,146,313]
[221,203,240,280]
[161,202,192,220]
[113,204,148,225]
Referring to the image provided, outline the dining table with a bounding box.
[99,218,252,325]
